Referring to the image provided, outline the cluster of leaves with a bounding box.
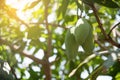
[0,0,120,80]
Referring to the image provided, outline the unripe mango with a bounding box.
[82,24,94,53]
[74,18,90,45]
[65,18,94,60]
[65,28,79,60]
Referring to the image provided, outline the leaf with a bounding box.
[109,60,120,78]
[64,15,77,25]
[27,26,43,39]
[23,0,41,11]
[103,54,116,69]
[82,0,94,5]
[14,27,24,38]
[29,39,43,50]
[42,0,50,6]
[93,0,119,8]
[75,0,82,9]
[57,0,69,17]
[7,53,17,66]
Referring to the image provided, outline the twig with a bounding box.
[10,66,19,80]
[108,22,120,36]
[85,64,103,80]
[69,50,109,77]
[30,22,67,29]
[75,0,83,18]
[94,40,108,50]
[107,36,120,48]
[116,30,120,37]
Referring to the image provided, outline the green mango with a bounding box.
[82,24,94,53]
[65,28,79,60]
[74,18,90,45]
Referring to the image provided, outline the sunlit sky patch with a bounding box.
[6,0,28,10]
[5,0,36,21]
[5,0,37,10]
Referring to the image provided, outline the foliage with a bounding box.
[0,0,120,80]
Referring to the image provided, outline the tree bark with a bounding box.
[43,60,51,80]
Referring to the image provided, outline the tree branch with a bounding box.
[30,22,67,29]
[106,36,120,48]
[88,4,120,48]
[19,50,45,65]
[108,22,120,36]
[95,40,108,50]
[116,30,120,37]
[43,1,52,80]
[85,64,104,80]
[69,50,109,77]
[90,4,108,39]
[10,65,20,80]
[45,3,52,59]
[0,38,45,65]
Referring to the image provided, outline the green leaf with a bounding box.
[82,0,94,5]
[23,0,41,10]
[93,0,119,8]
[64,15,77,24]
[57,0,69,17]
[14,27,24,38]
[27,26,43,39]
[109,60,120,79]
[42,0,50,6]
